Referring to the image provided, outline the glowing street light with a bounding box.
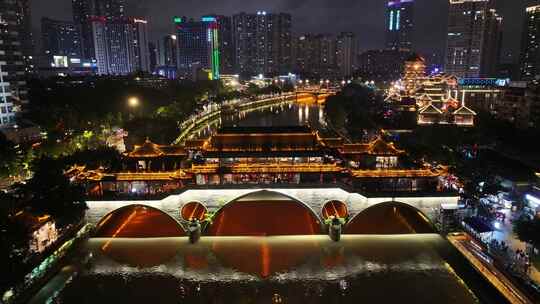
[128,97,140,108]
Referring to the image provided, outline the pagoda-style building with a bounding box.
[402,54,426,96]
[72,126,452,197]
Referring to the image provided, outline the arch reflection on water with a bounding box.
[206,190,322,236]
[95,204,186,238]
[94,205,186,267]
[344,201,436,235]
[79,234,483,304]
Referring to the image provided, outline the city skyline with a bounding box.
[31,0,539,62]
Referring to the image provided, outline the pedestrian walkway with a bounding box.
[28,265,76,304]
[491,209,540,286]
[448,233,534,304]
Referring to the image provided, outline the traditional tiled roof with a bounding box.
[367,137,405,155]
[340,137,404,155]
[384,92,401,102]
[158,146,186,156]
[416,93,433,101]
[15,211,52,231]
[184,139,207,150]
[341,143,370,154]
[208,132,319,151]
[320,137,344,148]
[127,138,186,158]
[128,139,163,157]
[419,103,443,114]
[443,97,460,107]
[406,53,426,62]
[453,105,477,116]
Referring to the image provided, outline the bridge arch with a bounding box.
[94,204,186,238]
[321,200,349,220]
[180,201,208,222]
[344,201,436,235]
[206,190,323,236]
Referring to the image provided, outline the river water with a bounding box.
[51,96,509,303]
[58,235,508,304]
[191,97,333,140]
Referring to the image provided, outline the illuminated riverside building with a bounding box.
[415,75,476,126]
[70,126,453,197]
[456,78,506,113]
[402,53,426,95]
[386,0,415,50]
[385,73,477,126]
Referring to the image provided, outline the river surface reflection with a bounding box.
[193,101,331,140]
[58,234,508,303]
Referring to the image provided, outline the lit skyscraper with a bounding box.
[72,0,125,61]
[148,42,158,72]
[161,34,178,68]
[17,0,33,73]
[445,0,502,78]
[336,32,357,77]
[203,15,234,75]
[174,16,220,80]
[232,12,292,76]
[292,34,336,78]
[41,18,83,59]
[91,17,150,75]
[0,0,30,126]
[129,18,150,72]
[520,5,540,80]
[386,0,414,50]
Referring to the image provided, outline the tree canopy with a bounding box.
[513,217,540,249]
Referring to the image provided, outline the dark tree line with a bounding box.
[325,83,385,139]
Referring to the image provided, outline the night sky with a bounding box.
[31,0,539,63]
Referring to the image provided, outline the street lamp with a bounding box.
[128,97,139,108]
[128,97,140,119]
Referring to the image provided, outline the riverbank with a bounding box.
[173,93,315,144]
[2,224,93,304]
